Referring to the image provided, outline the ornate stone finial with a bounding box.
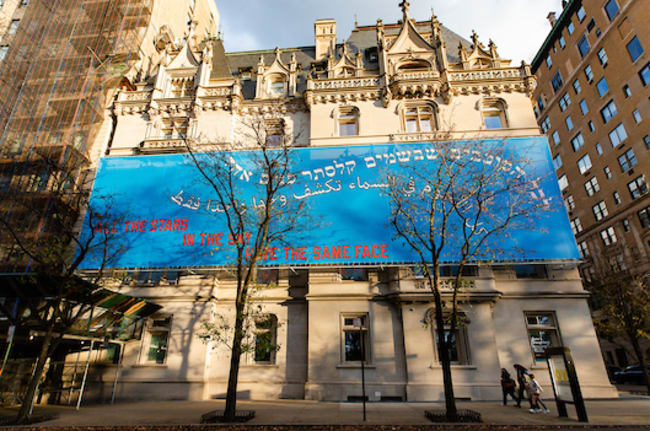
[202,41,213,64]
[291,52,297,63]
[399,0,410,20]
[343,42,349,55]
[458,42,468,63]
[354,14,358,28]
[187,19,198,41]
[488,39,498,57]
[258,55,265,67]
[431,7,439,23]
[274,46,282,60]
[471,30,480,48]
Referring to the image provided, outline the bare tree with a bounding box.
[589,267,650,394]
[386,138,551,421]
[0,147,126,424]
[184,111,306,421]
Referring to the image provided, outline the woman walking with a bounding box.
[528,374,550,414]
[500,368,517,406]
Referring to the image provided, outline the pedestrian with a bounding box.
[500,368,517,405]
[528,374,550,414]
[513,363,532,408]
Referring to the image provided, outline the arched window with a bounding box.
[397,59,430,72]
[402,103,436,133]
[337,106,359,136]
[480,98,509,129]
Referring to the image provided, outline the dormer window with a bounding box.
[365,47,378,62]
[267,76,285,97]
[337,66,354,78]
[398,60,430,72]
[403,104,436,133]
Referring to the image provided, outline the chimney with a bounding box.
[547,12,557,27]
[314,19,337,61]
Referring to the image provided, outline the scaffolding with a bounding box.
[0,0,153,271]
[0,278,161,407]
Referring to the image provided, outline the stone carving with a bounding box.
[395,71,440,80]
[449,69,521,82]
[414,279,476,290]
[312,77,381,90]
[121,92,151,102]
[203,87,231,97]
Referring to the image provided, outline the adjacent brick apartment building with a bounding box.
[531,0,649,369]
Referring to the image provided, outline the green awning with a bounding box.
[0,273,162,340]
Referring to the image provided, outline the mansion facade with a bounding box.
[83,4,617,402]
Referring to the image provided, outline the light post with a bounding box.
[353,317,366,421]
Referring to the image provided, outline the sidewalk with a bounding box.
[1,396,648,427]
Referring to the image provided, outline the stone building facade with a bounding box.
[85,4,617,402]
[531,0,649,370]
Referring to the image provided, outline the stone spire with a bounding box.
[399,0,410,20]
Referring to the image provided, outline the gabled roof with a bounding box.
[167,41,200,70]
[210,39,232,79]
[264,48,291,75]
[386,18,436,53]
[216,19,471,100]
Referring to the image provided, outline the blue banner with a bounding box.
[79,137,580,269]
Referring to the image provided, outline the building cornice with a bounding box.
[531,0,581,72]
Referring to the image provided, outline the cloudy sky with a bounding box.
[216,0,565,64]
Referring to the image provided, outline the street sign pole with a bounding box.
[353,318,367,422]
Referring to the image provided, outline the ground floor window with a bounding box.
[142,315,172,364]
[253,314,278,363]
[426,309,471,365]
[341,314,370,363]
[525,312,561,362]
[434,327,471,365]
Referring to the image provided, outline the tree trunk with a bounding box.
[223,298,246,421]
[628,333,650,395]
[431,267,457,421]
[16,323,55,424]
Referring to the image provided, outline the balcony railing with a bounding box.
[448,68,523,82]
